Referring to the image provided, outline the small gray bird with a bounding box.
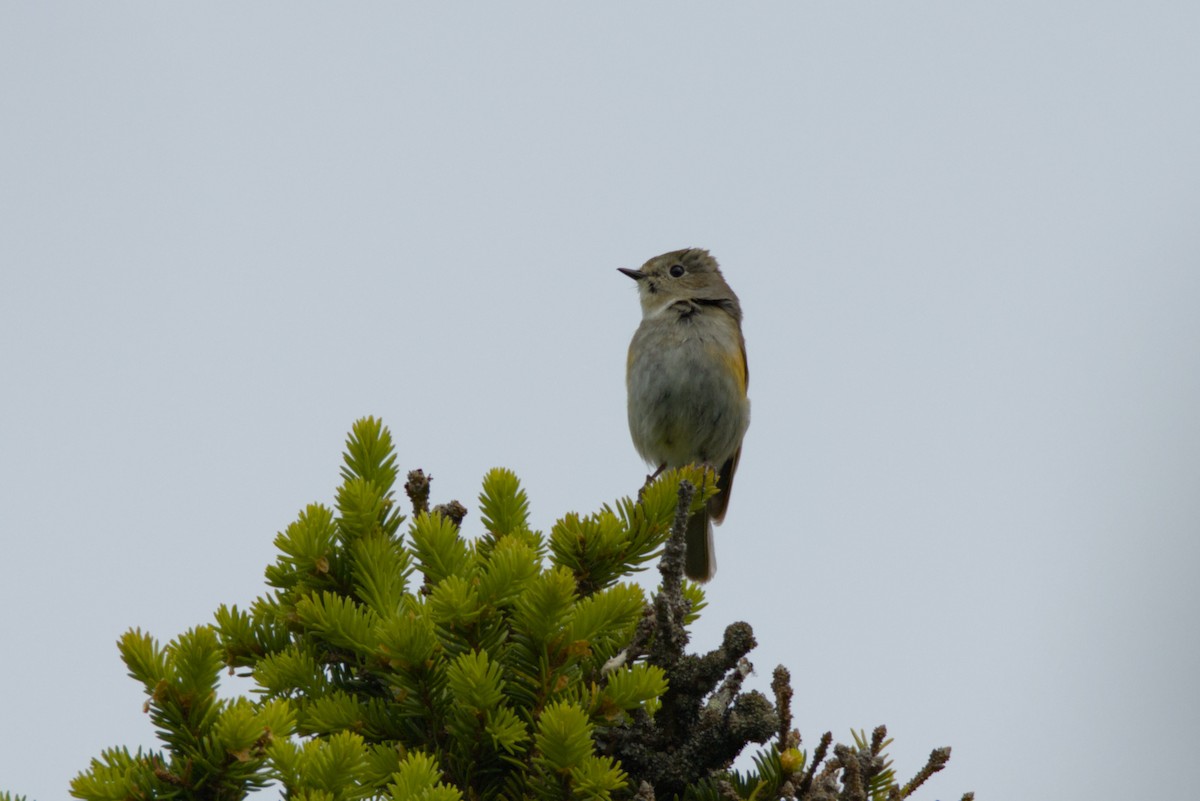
[620,248,750,582]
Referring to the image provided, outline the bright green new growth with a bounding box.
[67,417,968,801]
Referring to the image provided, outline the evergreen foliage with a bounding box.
[64,417,969,801]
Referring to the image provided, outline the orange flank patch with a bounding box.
[705,340,748,394]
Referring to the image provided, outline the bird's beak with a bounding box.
[618,267,646,280]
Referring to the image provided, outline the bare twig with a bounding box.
[900,747,951,798]
[772,666,794,751]
[403,469,430,515]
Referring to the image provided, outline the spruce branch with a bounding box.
[707,656,753,713]
[800,731,833,796]
[834,743,865,801]
[898,747,951,798]
[72,418,969,801]
[602,606,656,676]
[432,500,468,528]
[772,665,796,751]
[404,469,431,515]
[649,479,695,670]
[603,480,778,798]
[659,480,694,599]
[870,725,888,757]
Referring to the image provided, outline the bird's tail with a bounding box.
[685,508,716,582]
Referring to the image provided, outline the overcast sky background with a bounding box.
[3,4,1198,800]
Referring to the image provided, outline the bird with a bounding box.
[620,248,750,582]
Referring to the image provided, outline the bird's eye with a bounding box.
[669,264,685,277]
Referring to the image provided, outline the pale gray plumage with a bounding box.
[621,248,750,581]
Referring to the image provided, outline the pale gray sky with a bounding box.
[3,4,1198,800]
